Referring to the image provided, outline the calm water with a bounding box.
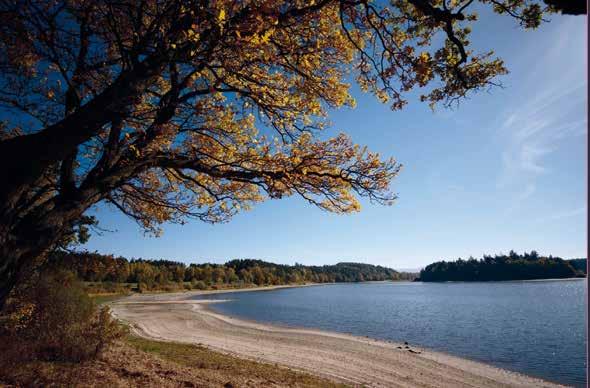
[196,280,587,386]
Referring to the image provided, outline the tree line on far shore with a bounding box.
[48,251,417,293]
[417,251,586,282]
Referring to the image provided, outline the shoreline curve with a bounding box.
[110,285,565,388]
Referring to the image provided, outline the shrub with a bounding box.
[1,269,126,362]
[137,281,149,293]
[192,280,207,290]
[84,281,131,294]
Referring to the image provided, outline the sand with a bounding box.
[110,286,564,388]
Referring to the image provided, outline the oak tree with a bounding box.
[0,0,578,309]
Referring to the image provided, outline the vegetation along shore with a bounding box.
[48,250,417,294]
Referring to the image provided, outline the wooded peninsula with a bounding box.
[417,251,586,282]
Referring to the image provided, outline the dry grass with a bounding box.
[88,293,128,305]
[126,336,347,387]
[0,336,347,388]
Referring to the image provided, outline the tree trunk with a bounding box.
[0,48,171,312]
[0,198,92,311]
[0,243,39,312]
[0,57,166,215]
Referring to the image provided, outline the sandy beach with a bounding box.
[110,286,564,388]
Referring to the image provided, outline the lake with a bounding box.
[195,279,587,387]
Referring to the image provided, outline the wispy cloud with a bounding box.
[497,87,586,213]
[496,20,587,214]
[534,206,587,223]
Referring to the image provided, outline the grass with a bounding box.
[0,334,348,387]
[89,293,127,305]
[126,335,348,387]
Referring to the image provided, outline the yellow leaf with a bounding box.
[260,28,274,44]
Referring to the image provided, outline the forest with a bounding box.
[48,251,416,293]
[417,251,586,282]
[567,258,587,274]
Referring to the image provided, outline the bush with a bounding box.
[137,281,149,293]
[1,270,126,362]
[84,281,131,294]
[191,280,207,290]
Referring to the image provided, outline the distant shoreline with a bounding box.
[111,288,564,388]
[111,282,325,302]
[101,277,584,301]
[108,281,422,301]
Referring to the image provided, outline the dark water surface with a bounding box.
[194,280,587,386]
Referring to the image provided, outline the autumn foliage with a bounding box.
[0,0,557,308]
[0,270,125,364]
[48,251,414,292]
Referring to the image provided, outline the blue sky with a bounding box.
[83,10,587,270]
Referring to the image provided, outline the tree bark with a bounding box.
[0,196,94,311]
